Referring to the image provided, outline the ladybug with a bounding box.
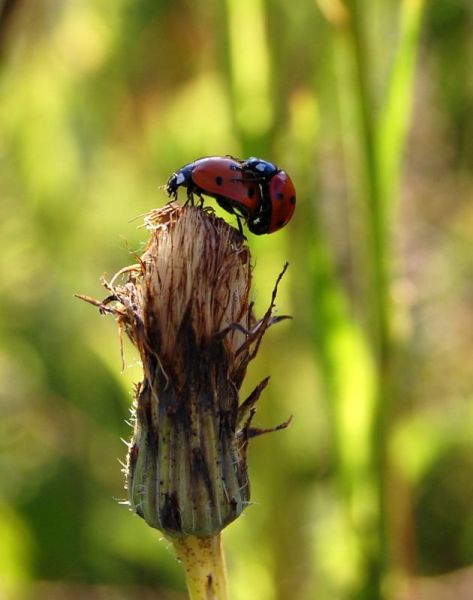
[166,156,296,235]
[166,157,262,232]
[241,158,297,234]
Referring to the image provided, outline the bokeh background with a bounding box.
[1,0,473,599]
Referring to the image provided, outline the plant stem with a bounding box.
[378,0,426,219]
[345,0,388,368]
[172,534,229,600]
[343,5,391,597]
[334,2,425,596]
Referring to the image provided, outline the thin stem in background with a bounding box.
[378,0,427,221]
[224,0,273,155]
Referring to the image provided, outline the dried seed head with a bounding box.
[139,204,253,383]
[79,203,289,537]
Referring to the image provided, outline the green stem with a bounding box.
[342,3,425,597]
[224,0,273,153]
[172,534,229,600]
[328,2,390,597]
[344,5,391,597]
[318,1,425,597]
[378,0,426,220]
[345,0,388,367]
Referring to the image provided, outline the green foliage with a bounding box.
[1,1,473,599]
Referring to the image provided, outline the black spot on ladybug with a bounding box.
[276,192,284,201]
[215,176,223,186]
[290,196,296,205]
[277,219,285,228]
[247,186,255,198]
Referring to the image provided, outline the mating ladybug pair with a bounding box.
[166,156,296,235]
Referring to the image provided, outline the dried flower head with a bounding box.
[79,203,289,538]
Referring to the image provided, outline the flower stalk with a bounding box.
[78,203,289,599]
[172,534,228,600]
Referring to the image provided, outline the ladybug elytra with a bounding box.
[166,156,262,226]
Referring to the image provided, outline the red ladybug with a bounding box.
[166,156,296,235]
[166,157,261,230]
[241,158,296,234]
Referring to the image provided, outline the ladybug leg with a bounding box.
[186,192,204,208]
[184,186,206,208]
[227,206,247,238]
[184,188,198,207]
[236,215,246,237]
[216,197,247,238]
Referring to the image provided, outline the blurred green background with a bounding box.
[1,0,473,599]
